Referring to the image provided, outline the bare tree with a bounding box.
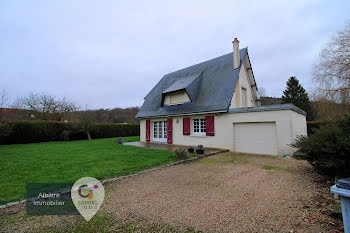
[0,89,9,108]
[312,98,350,120]
[0,89,11,135]
[258,87,267,97]
[0,89,10,120]
[71,108,97,140]
[15,92,77,121]
[313,22,350,103]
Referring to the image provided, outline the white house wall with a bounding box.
[291,110,308,138]
[139,109,307,156]
[229,62,256,109]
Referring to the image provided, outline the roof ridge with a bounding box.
[164,47,247,77]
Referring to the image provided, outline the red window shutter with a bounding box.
[205,116,215,136]
[146,120,150,142]
[167,118,173,144]
[183,118,190,135]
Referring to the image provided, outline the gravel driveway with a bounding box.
[0,153,343,232]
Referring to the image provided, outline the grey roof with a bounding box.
[136,48,248,118]
[228,104,307,116]
[162,73,200,94]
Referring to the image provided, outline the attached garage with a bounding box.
[233,122,278,155]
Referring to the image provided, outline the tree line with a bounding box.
[0,91,140,139]
[0,90,140,124]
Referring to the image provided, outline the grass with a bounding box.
[331,202,343,220]
[262,165,283,171]
[187,153,197,158]
[199,153,247,164]
[0,213,201,233]
[200,159,215,164]
[0,136,177,205]
[39,213,200,233]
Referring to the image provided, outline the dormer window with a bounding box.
[163,90,190,106]
[170,91,185,105]
[161,73,202,107]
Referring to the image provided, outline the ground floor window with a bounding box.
[153,121,167,142]
[193,118,205,135]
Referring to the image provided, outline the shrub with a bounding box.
[90,123,139,139]
[60,130,71,141]
[174,148,188,160]
[0,122,12,136]
[0,120,140,145]
[307,121,327,135]
[0,120,68,144]
[292,115,350,177]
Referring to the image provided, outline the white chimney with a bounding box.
[232,38,240,69]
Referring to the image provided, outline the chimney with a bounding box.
[232,38,240,69]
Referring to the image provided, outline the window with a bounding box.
[153,121,167,142]
[241,87,247,107]
[163,90,191,106]
[164,121,167,138]
[192,118,206,135]
[153,121,158,138]
[170,92,185,105]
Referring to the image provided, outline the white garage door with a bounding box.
[234,122,278,155]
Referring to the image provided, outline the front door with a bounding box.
[153,121,167,142]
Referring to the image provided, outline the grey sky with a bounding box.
[0,0,349,109]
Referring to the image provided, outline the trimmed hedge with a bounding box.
[90,123,139,139]
[0,120,139,145]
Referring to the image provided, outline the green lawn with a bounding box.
[0,136,176,205]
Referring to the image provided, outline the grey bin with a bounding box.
[331,178,350,233]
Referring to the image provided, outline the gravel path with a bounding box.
[0,153,343,232]
[103,153,342,232]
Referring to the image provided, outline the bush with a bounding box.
[292,115,350,177]
[307,121,327,135]
[0,120,140,145]
[0,120,68,145]
[0,122,12,136]
[174,148,188,160]
[90,123,139,139]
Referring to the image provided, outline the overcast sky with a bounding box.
[0,0,349,109]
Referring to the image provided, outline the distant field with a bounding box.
[0,136,175,204]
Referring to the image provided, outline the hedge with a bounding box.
[0,120,140,145]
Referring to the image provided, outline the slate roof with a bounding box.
[136,48,248,118]
[162,73,200,95]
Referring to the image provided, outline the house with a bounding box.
[0,108,33,121]
[136,39,307,155]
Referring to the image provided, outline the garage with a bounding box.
[233,122,278,155]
